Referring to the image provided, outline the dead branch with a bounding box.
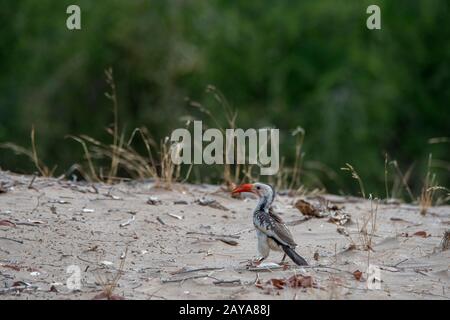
[0,237,24,244]
[170,267,224,275]
[186,231,240,239]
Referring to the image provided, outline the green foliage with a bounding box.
[0,0,448,196]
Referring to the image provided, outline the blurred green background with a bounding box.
[0,0,449,197]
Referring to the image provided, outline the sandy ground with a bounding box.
[0,171,449,300]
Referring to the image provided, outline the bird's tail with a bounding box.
[282,245,308,266]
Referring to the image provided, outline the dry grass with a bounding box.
[390,160,415,202]
[288,127,305,191]
[104,68,121,184]
[344,196,379,252]
[418,154,449,215]
[441,230,450,251]
[269,127,328,196]
[187,85,242,190]
[341,163,366,199]
[69,69,187,188]
[158,136,188,189]
[94,248,127,300]
[357,196,379,251]
[384,153,390,200]
[0,126,56,177]
[70,126,188,188]
[385,153,449,210]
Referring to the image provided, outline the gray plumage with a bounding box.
[250,183,308,266]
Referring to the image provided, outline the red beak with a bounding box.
[232,183,254,194]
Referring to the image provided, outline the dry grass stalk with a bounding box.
[188,86,243,190]
[390,160,415,202]
[343,196,378,252]
[288,127,305,191]
[158,137,181,189]
[384,153,390,200]
[104,68,120,184]
[0,126,56,177]
[94,248,128,300]
[440,230,450,251]
[68,69,188,187]
[418,154,447,215]
[357,196,378,251]
[341,163,366,199]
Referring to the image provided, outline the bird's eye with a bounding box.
[256,186,261,190]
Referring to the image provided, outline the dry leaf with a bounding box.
[218,238,238,246]
[295,199,321,217]
[353,270,363,281]
[328,210,351,225]
[270,278,286,289]
[441,230,450,251]
[196,197,229,211]
[256,275,316,290]
[313,251,319,261]
[413,231,429,238]
[147,196,162,205]
[0,220,16,227]
[1,264,21,271]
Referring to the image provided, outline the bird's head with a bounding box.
[232,182,274,199]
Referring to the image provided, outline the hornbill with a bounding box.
[232,183,308,266]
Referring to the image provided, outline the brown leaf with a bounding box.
[287,275,314,288]
[0,220,16,228]
[218,238,238,246]
[270,278,286,289]
[2,264,21,271]
[353,270,363,281]
[313,251,319,261]
[295,199,321,217]
[413,231,429,238]
[257,275,316,291]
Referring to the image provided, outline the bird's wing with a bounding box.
[268,206,283,222]
[255,210,297,248]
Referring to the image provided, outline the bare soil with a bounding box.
[0,171,449,300]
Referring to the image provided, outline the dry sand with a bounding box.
[0,171,449,300]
